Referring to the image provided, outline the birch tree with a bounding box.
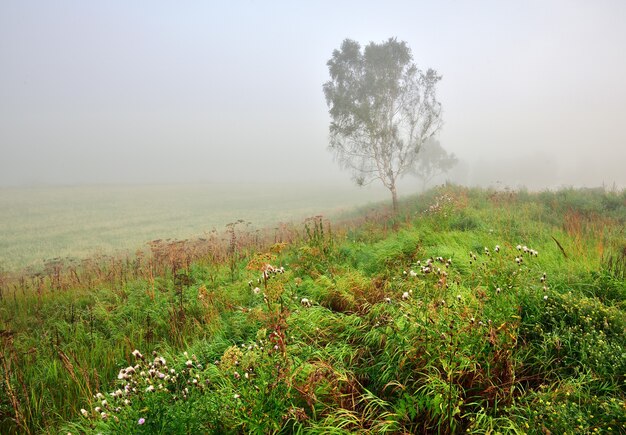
[323,37,443,211]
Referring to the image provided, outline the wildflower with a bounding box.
[300,297,312,307]
[80,408,89,418]
[234,394,240,399]
[456,294,462,301]
[132,349,143,359]
[94,406,102,413]
[146,385,155,392]
[170,368,176,374]
[470,317,475,324]
[543,295,548,301]
[496,287,501,294]
[100,412,108,420]
[101,400,107,407]
[384,297,391,304]
[253,287,261,294]
[124,399,131,406]
[494,245,500,253]
[138,417,146,425]
[516,244,522,250]
[95,392,104,400]
[186,360,193,368]
[409,270,417,277]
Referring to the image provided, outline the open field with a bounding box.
[0,183,391,272]
[1,186,625,434]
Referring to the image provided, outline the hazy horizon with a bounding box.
[2,1,625,189]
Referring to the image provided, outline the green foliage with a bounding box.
[2,186,625,434]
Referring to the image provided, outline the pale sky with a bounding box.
[1,0,625,189]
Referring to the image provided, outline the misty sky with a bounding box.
[1,1,625,189]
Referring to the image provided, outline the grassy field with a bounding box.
[0,183,390,272]
[1,186,625,434]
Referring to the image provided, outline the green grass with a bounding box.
[1,185,625,434]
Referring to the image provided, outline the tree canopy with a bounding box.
[414,138,458,191]
[323,37,443,210]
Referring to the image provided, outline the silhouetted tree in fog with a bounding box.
[323,37,443,211]
[413,138,458,191]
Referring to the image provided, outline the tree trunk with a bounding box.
[390,184,398,212]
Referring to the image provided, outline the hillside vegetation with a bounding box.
[1,186,625,434]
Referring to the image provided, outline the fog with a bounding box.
[2,1,625,190]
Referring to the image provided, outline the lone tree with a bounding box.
[324,37,443,211]
[413,138,458,191]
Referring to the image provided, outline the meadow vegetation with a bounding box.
[1,186,625,434]
[0,183,389,271]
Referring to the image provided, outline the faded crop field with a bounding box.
[0,183,390,272]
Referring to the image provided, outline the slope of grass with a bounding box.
[1,186,625,434]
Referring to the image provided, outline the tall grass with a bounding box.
[1,185,625,434]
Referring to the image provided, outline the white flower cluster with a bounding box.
[261,263,285,281]
[80,349,208,424]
